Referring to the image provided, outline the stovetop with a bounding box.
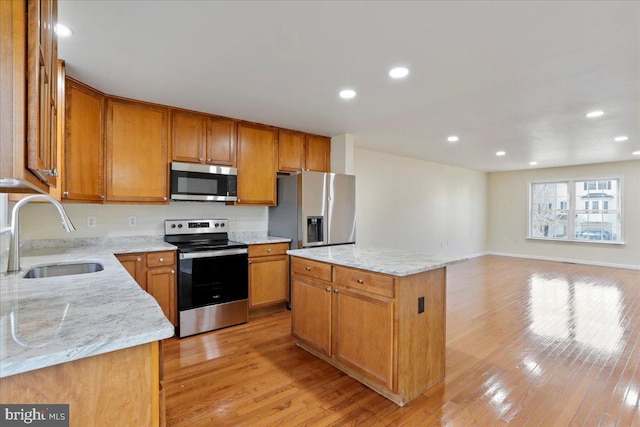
[164,219,248,253]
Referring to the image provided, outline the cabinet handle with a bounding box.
[305,266,312,271]
[333,289,339,293]
[326,287,331,292]
[159,258,164,262]
[357,279,364,284]
[136,257,142,262]
[171,270,175,274]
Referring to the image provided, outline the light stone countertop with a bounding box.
[0,236,176,378]
[229,231,291,245]
[287,244,467,277]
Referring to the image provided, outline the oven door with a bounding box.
[170,162,237,202]
[178,249,248,311]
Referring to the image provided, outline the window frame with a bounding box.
[527,176,624,245]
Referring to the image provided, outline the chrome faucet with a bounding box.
[7,195,76,273]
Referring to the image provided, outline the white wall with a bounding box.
[12,202,267,240]
[487,160,640,269]
[354,148,488,257]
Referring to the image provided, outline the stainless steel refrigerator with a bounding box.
[268,171,356,249]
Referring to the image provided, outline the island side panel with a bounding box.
[0,342,159,427]
[395,267,446,401]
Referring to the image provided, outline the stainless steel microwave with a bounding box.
[170,162,237,202]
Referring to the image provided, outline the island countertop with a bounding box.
[287,244,466,276]
[0,236,176,378]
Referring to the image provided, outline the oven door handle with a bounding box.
[179,248,248,260]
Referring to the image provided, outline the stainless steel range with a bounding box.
[164,219,248,338]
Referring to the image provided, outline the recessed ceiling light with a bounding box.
[529,161,538,166]
[339,89,356,99]
[55,23,73,37]
[633,151,640,156]
[447,136,459,143]
[585,110,604,118]
[614,136,629,142]
[389,67,409,79]
[496,151,506,156]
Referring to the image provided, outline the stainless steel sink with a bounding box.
[22,262,104,279]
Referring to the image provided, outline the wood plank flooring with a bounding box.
[163,255,640,426]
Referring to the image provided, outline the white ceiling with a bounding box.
[58,1,639,172]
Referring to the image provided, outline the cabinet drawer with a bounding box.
[248,242,289,258]
[146,251,176,268]
[333,266,394,298]
[291,257,332,282]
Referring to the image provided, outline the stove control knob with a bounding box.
[220,223,225,228]
[214,223,219,228]
[171,224,176,228]
[178,224,183,228]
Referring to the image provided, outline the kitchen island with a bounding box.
[287,244,465,406]
[0,236,176,426]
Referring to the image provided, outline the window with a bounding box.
[529,178,622,243]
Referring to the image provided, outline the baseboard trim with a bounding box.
[486,251,640,271]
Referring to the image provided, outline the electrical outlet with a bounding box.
[128,216,137,227]
[87,216,97,228]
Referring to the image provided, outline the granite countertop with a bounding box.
[287,244,467,277]
[229,231,291,245]
[0,236,176,378]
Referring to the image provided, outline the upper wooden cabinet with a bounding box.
[236,123,278,205]
[171,110,236,166]
[63,78,105,202]
[0,0,58,193]
[106,98,169,203]
[277,131,331,173]
[305,135,331,172]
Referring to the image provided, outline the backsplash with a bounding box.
[10,201,267,241]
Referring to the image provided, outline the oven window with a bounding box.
[178,253,248,310]
[177,175,217,195]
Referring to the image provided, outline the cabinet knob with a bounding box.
[248,260,252,264]
[100,194,105,199]
[326,287,331,292]
[199,158,204,161]
[171,270,175,274]
[333,289,339,293]
[63,191,69,196]
[163,197,167,201]
[207,158,212,162]
[357,279,364,284]
[159,258,164,262]
[267,248,272,252]
[136,257,142,262]
[305,266,312,271]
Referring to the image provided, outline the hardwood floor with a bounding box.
[163,255,640,426]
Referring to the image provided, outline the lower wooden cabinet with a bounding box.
[116,251,177,326]
[248,242,289,310]
[290,256,446,406]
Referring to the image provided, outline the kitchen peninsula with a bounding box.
[288,244,465,406]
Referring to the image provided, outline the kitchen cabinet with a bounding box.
[236,122,278,205]
[0,341,163,426]
[290,256,446,406]
[278,131,331,173]
[172,110,237,166]
[304,135,331,172]
[0,0,58,193]
[106,98,169,203]
[63,77,105,202]
[248,242,289,310]
[116,251,177,326]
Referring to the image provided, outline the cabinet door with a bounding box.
[291,275,332,356]
[332,287,394,390]
[249,255,289,309]
[236,123,277,205]
[64,78,105,201]
[115,253,146,291]
[278,130,305,172]
[305,135,331,172]
[206,117,236,166]
[172,110,204,163]
[106,98,169,203]
[147,267,177,326]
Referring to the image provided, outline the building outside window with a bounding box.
[529,178,621,243]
